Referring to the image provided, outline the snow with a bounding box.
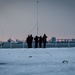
[0,48,75,75]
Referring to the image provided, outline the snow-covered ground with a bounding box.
[0,48,75,75]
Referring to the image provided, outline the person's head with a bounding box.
[44,34,46,36]
[30,34,32,37]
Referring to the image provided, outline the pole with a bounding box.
[37,0,39,36]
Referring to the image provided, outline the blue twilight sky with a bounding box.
[0,0,75,41]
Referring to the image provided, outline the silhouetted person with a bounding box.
[26,35,30,48]
[39,36,43,48]
[30,34,33,48]
[43,34,47,48]
[34,36,38,48]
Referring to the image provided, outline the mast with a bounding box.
[37,0,39,36]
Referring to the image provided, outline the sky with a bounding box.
[0,0,75,41]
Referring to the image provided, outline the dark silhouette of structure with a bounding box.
[51,37,56,43]
[34,36,39,48]
[39,36,43,48]
[43,34,47,48]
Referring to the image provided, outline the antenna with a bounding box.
[37,0,39,36]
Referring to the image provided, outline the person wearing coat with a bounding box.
[39,36,43,48]
[34,36,39,48]
[43,34,47,48]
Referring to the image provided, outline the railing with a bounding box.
[0,42,75,48]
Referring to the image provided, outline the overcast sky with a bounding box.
[0,0,75,41]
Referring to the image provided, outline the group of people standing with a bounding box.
[26,34,47,48]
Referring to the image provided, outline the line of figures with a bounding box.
[26,34,47,48]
